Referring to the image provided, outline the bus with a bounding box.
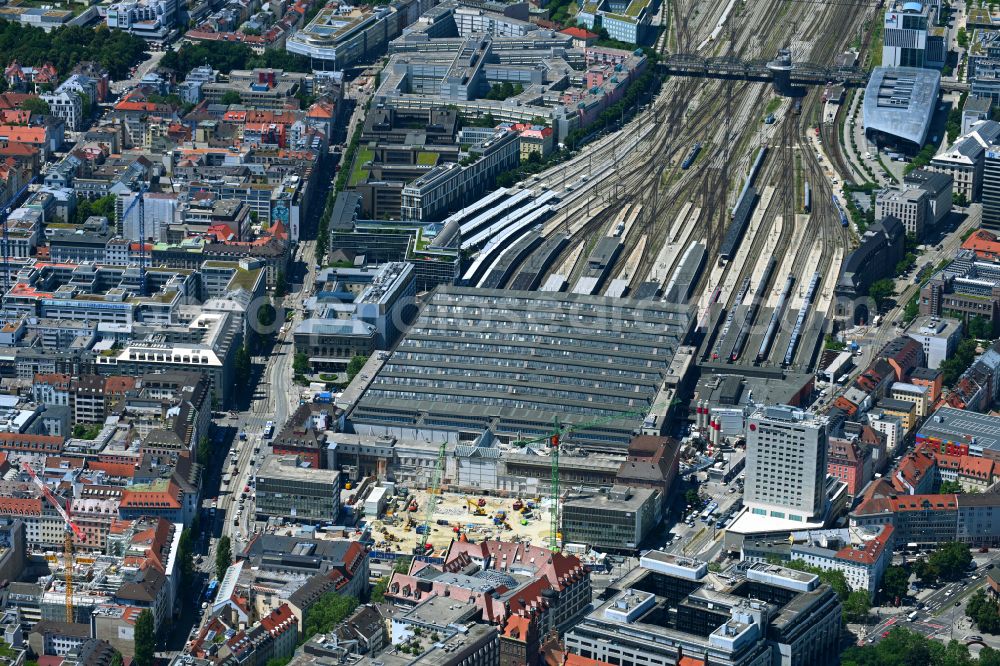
[222,473,231,487]
[263,421,275,439]
[205,580,219,603]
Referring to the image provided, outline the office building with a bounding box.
[919,250,1000,326]
[917,406,1000,459]
[835,217,906,313]
[983,148,1000,230]
[254,456,341,524]
[105,0,178,42]
[882,0,931,68]
[285,0,435,70]
[294,262,416,372]
[863,67,939,151]
[875,185,930,238]
[745,406,829,523]
[348,287,694,451]
[561,485,661,552]
[906,315,962,369]
[563,556,842,666]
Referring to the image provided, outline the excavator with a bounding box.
[466,498,486,516]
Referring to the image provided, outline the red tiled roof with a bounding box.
[0,497,42,516]
[120,481,181,509]
[835,524,894,566]
[889,494,958,512]
[260,603,296,634]
[87,461,137,479]
[559,27,598,39]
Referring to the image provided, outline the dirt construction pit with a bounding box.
[369,491,556,557]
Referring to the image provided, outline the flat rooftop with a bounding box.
[349,287,693,449]
[917,407,1000,452]
[862,67,940,146]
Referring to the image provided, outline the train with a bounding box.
[711,277,751,360]
[782,271,821,367]
[792,99,802,115]
[803,182,811,213]
[729,258,777,362]
[681,142,703,170]
[756,273,795,363]
[832,194,849,227]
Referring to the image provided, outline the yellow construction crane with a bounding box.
[23,463,84,622]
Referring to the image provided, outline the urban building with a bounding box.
[882,0,932,68]
[294,262,415,372]
[906,315,962,369]
[931,120,1000,202]
[919,250,1000,326]
[255,456,341,524]
[348,287,694,451]
[744,406,829,523]
[285,0,435,70]
[875,185,932,238]
[564,555,842,666]
[835,217,905,319]
[106,0,178,42]
[561,485,661,552]
[863,67,940,151]
[789,524,895,599]
[916,406,1000,459]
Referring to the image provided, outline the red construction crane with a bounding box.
[22,462,84,622]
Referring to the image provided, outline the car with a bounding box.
[956,601,962,606]
[244,485,250,493]
[968,635,983,642]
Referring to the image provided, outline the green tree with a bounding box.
[347,355,368,381]
[967,589,1000,634]
[393,557,412,574]
[903,294,920,324]
[21,96,49,115]
[940,337,980,386]
[215,535,232,580]
[178,527,195,590]
[868,278,895,311]
[197,435,212,466]
[928,541,972,581]
[221,91,242,106]
[293,352,310,376]
[785,560,848,600]
[843,590,871,623]
[72,423,102,439]
[274,270,288,297]
[968,314,993,339]
[914,557,939,585]
[684,489,701,507]
[234,345,251,389]
[939,479,964,494]
[110,652,123,666]
[302,592,359,640]
[953,191,969,207]
[841,628,963,665]
[880,565,909,602]
[257,302,276,328]
[134,609,155,666]
[371,576,388,603]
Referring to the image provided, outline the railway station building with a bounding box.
[862,67,940,152]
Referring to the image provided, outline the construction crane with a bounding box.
[119,184,149,296]
[0,175,38,290]
[414,440,447,555]
[513,410,649,552]
[22,462,85,622]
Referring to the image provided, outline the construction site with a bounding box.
[366,492,556,558]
